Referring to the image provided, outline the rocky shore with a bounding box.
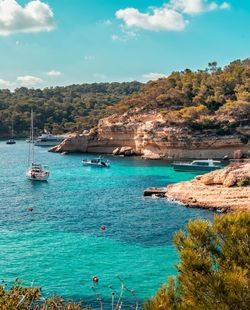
[165,162,250,212]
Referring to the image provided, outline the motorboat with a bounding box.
[6,139,16,145]
[6,118,16,144]
[172,159,222,172]
[82,156,110,168]
[34,132,64,146]
[26,109,50,181]
[26,163,50,181]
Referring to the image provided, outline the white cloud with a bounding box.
[112,24,137,42]
[17,75,44,87]
[142,72,167,81]
[116,7,187,31]
[47,70,61,76]
[0,78,11,87]
[103,19,112,25]
[0,0,55,36]
[170,0,230,14]
[220,2,230,9]
[115,1,230,31]
[84,55,95,61]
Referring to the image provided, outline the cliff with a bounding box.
[50,59,250,159]
[166,162,250,212]
[50,111,250,159]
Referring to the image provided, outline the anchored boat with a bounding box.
[172,159,222,172]
[26,163,50,181]
[34,131,64,146]
[6,118,16,145]
[82,156,110,168]
[26,109,50,181]
[6,139,16,145]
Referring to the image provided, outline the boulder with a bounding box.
[200,164,242,186]
[119,146,135,156]
[233,149,244,159]
[112,146,136,156]
[223,174,238,187]
[112,147,120,155]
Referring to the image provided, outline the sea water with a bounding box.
[0,141,213,308]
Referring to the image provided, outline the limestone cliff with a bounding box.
[50,111,250,160]
[165,162,250,212]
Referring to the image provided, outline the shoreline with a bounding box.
[144,162,250,212]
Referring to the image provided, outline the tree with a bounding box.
[145,212,250,309]
[207,61,220,73]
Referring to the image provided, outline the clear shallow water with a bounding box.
[0,141,213,308]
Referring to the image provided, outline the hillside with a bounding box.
[51,59,250,159]
[107,59,250,132]
[0,81,142,138]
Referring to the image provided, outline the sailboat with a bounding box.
[26,109,50,181]
[6,118,16,145]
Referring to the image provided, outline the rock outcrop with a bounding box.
[165,162,250,212]
[112,146,137,156]
[50,111,250,159]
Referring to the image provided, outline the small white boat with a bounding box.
[172,159,222,172]
[82,156,110,168]
[26,110,50,181]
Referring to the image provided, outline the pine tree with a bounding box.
[145,212,250,309]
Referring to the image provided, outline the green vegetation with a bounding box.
[110,59,250,134]
[0,59,249,138]
[0,280,87,309]
[0,82,142,137]
[145,212,250,310]
[237,178,249,187]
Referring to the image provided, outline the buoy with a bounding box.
[28,207,33,212]
[92,276,99,283]
[101,225,106,231]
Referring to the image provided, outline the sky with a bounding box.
[0,0,249,90]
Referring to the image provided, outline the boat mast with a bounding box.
[11,117,14,139]
[31,109,35,163]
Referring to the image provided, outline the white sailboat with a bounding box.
[26,109,50,181]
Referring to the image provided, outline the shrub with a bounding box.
[237,178,249,187]
[0,280,87,309]
[145,212,250,309]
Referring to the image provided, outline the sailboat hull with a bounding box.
[6,140,16,145]
[26,170,49,181]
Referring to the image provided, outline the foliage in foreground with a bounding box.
[0,280,87,309]
[0,275,138,309]
[145,212,250,310]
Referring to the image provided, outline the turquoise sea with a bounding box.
[0,141,214,308]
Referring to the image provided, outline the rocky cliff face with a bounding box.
[165,162,250,211]
[50,111,250,159]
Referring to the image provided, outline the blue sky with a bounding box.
[0,0,249,89]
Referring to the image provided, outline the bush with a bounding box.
[0,280,88,309]
[145,212,250,309]
[237,178,249,187]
